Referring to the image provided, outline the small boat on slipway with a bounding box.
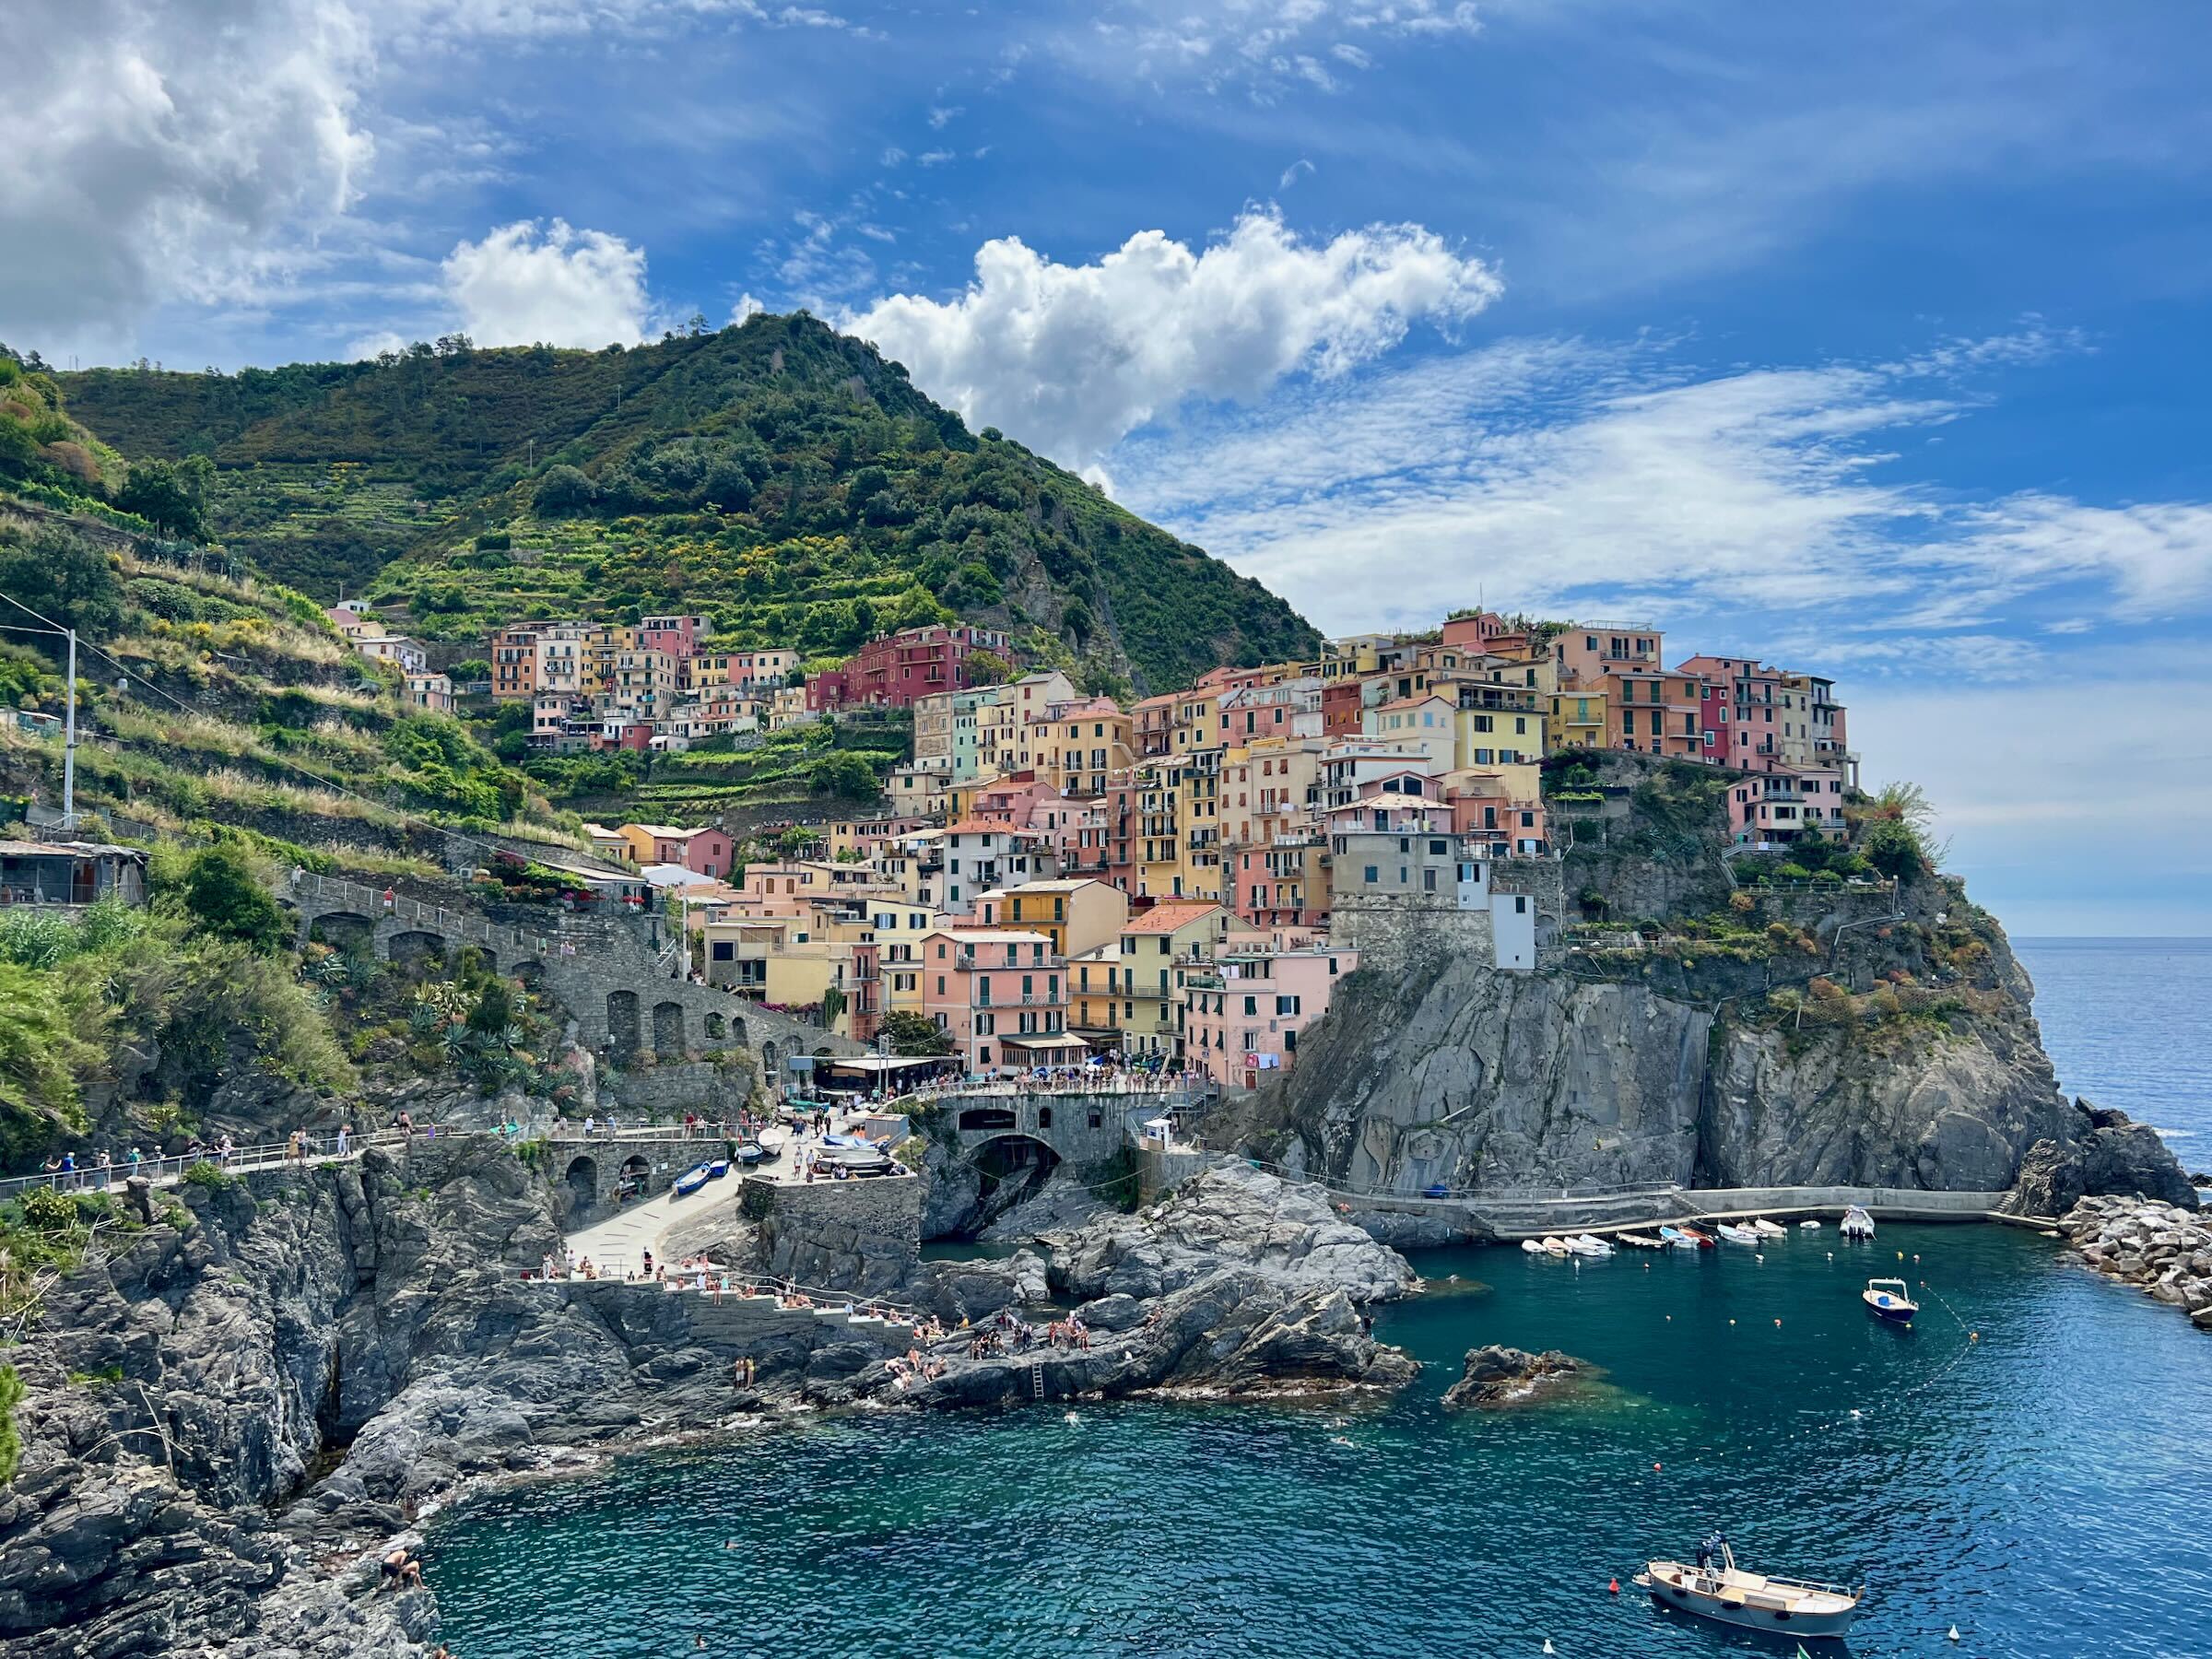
[671,1162,712,1199]
[1637,1539,1862,1638]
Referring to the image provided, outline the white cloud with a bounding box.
[344,328,414,360]
[3,0,372,348]
[441,218,653,347]
[1112,332,2212,640]
[927,103,964,129]
[1279,158,1316,188]
[847,207,1500,467]
[731,292,767,323]
[1078,0,1481,96]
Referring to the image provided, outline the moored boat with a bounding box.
[1863,1277,1918,1324]
[1521,1238,1547,1254]
[1618,1232,1666,1249]
[1716,1223,1760,1245]
[1571,1233,1615,1257]
[1676,1226,1716,1248]
[1635,1540,1861,1638]
[1840,1205,1876,1239]
[672,1162,712,1198]
[1541,1236,1571,1255]
[1752,1218,1787,1238]
[1798,1218,1822,1230]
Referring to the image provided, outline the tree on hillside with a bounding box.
[115,455,214,539]
[808,751,880,802]
[1853,781,1943,880]
[879,1008,953,1057]
[173,844,288,954]
[0,524,124,644]
[965,649,1010,688]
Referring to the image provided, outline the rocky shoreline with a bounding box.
[0,1152,1418,1657]
[1439,1345,1586,1409]
[2057,1194,2212,1331]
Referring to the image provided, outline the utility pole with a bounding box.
[62,628,77,831]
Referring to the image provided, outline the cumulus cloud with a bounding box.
[2,0,372,346]
[441,219,653,347]
[846,208,1501,466]
[1110,332,2212,639]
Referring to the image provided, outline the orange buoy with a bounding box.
[1609,1577,1620,1595]
[1653,1462,1663,1472]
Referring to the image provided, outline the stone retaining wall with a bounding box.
[741,1171,921,1293]
[568,1279,919,1371]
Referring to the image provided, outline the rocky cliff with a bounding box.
[1223,857,2189,1207]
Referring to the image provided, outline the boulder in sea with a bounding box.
[1440,1344,1583,1409]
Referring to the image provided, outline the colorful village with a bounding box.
[323,606,1862,1089]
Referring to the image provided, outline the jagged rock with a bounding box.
[1049,1165,1417,1306]
[2059,1194,2212,1332]
[909,1250,1050,1324]
[978,1175,1111,1241]
[2009,1101,2198,1217]
[1441,1344,1584,1408]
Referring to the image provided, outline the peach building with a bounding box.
[1183,946,1359,1088]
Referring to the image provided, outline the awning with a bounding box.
[999,1032,1091,1051]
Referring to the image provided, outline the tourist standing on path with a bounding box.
[335,1123,350,1158]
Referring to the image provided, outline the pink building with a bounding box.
[1183,946,1358,1088]
[1725,766,1848,847]
[920,928,1070,1073]
[1677,654,1786,772]
[637,614,711,659]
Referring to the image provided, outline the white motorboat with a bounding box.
[1618,1232,1667,1249]
[1520,1238,1547,1254]
[1571,1233,1615,1257]
[1716,1223,1760,1244]
[1798,1219,1822,1230]
[1637,1542,1861,1638]
[1840,1206,1877,1240]
[1751,1218,1788,1238]
[1541,1236,1571,1256]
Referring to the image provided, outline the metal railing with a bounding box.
[0,1127,421,1201]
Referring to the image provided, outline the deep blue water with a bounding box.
[429,941,2212,1659]
[2014,937,2212,1156]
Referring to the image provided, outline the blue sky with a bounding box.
[7,0,2211,934]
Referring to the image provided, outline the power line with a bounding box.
[0,587,524,864]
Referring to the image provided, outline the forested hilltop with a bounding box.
[53,315,1319,694]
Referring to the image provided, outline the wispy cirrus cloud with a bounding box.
[1112,329,2212,649]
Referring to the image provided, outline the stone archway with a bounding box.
[512,959,546,991]
[618,1154,652,1203]
[309,911,375,953]
[563,1154,597,1215]
[759,1038,780,1079]
[731,1014,748,1049]
[387,929,445,966]
[607,990,641,1061]
[703,1010,725,1041]
[653,1000,684,1059]
[968,1134,1063,1230]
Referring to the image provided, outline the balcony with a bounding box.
[973,993,1065,1008]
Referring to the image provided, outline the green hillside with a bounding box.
[54,316,1321,693]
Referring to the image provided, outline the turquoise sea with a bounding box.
[429,941,2212,1659]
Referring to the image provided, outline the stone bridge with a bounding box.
[288,872,859,1077]
[919,1086,1208,1179]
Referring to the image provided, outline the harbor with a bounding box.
[426,1217,2212,1658]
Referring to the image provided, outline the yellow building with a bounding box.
[1135,759,1182,900]
[1038,700,1134,798]
[865,897,936,1017]
[1450,696,1545,768]
[1547,688,1608,752]
[977,877,1130,960]
[1069,943,1124,1041]
[1111,900,1230,1058]
[1177,747,1225,903]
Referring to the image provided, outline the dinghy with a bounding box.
[1863,1277,1918,1324]
[1716,1223,1760,1245]
[1676,1226,1716,1248]
[1798,1218,1822,1230]
[1751,1218,1787,1238]
[1541,1236,1571,1256]
[733,1140,767,1167]
[671,1162,712,1198]
[1636,1540,1861,1638]
[1618,1232,1666,1249]
[1840,1205,1876,1240]
[1571,1233,1615,1257]
[1521,1238,1547,1254]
